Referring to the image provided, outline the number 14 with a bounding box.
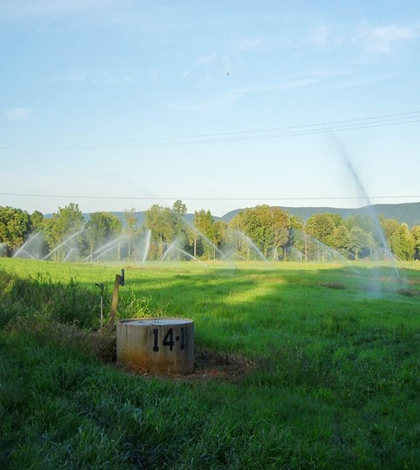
[152,327,185,352]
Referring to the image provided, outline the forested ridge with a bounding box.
[221,202,420,227]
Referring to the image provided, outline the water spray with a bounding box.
[331,135,400,280]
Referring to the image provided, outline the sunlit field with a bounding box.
[2,258,420,469]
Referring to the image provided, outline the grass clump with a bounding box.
[0,270,99,329]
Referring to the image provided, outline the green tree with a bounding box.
[0,206,31,253]
[172,200,189,251]
[86,212,123,260]
[29,210,44,232]
[254,205,291,260]
[268,207,291,260]
[411,225,420,260]
[43,203,85,261]
[229,205,290,260]
[306,214,337,246]
[348,226,373,260]
[381,218,402,259]
[144,205,177,259]
[399,223,414,261]
[194,209,216,259]
[214,220,229,254]
[290,215,303,231]
[345,215,375,234]
[172,200,187,217]
[230,208,263,259]
[123,208,139,260]
[331,225,350,255]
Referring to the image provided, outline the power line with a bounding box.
[1,192,420,202]
[1,111,419,150]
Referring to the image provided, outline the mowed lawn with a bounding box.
[1,258,420,469]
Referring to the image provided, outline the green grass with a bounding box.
[1,258,420,469]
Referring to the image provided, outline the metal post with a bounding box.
[95,283,104,330]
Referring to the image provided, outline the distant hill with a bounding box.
[59,202,419,228]
[220,202,420,227]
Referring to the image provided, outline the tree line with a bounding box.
[1,202,420,261]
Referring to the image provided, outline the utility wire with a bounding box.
[1,192,420,202]
[0,111,419,150]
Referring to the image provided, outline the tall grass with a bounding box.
[2,258,420,468]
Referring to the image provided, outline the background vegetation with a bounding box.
[1,258,420,469]
[1,201,420,262]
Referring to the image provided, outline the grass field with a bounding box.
[1,258,420,469]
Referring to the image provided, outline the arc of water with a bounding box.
[234,230,269,263]
[293,249,303,262]
[307,234,359,274]
[332,136,400,279]
[83,235,127,262]
[14,249,36,260]
[43,229,84,260]
[162,240,178,260]
[92,244,119,262]
[288,247,308,262]
[142,229,151,264]
[221,249,247,261]
[184,221,226,258]
[170,245,207,265]
[63,248,77,262]
[220,249,233,259]
[13,232,41,258]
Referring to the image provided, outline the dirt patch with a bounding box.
[397,288,420,298]
[319,282,347,290]
[114,347,256,383]
[189,347,255,381]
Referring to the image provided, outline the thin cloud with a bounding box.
[0,0,122,22]
[299,68,356,80]
[220,37,264,75]
[50,70,134,84]
[52,71,88,82]
[230,38,264,54]
[337,73,398,89]
[34,0,116,14]
[198,52,217,65]
[235,78,320,95]
[311,26,329,47]
[308,26,345,49]
[359,24,419,55]
[166,92,237,114]
[167,77,320,115]
[5,108,32,121]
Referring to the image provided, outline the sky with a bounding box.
[1,0,420,217]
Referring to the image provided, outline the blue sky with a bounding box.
[1,0,420,217]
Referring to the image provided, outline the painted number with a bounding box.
[163,329,175,350]
[152,328,159,352]
[152,327,186,352]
